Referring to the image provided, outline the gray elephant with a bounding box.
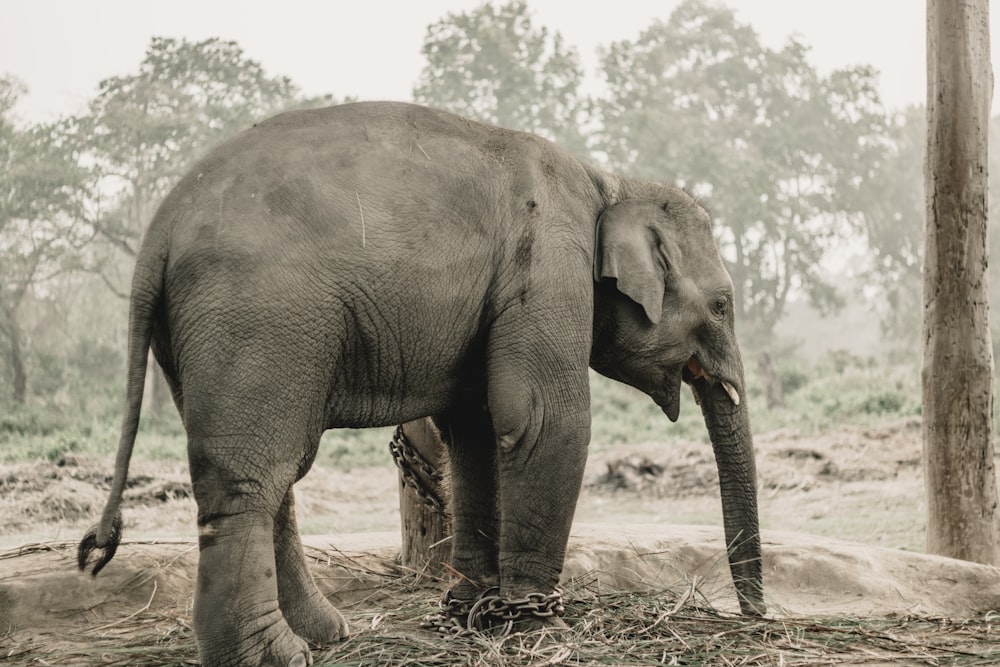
[79,101,764,666]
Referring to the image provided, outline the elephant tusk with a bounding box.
[721,381,740,406]
[688,356,740,406]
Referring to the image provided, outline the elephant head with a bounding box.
[590,191,765,616]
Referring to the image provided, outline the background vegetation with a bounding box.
[0,0,989,467]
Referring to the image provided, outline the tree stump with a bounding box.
[392,419,451,575]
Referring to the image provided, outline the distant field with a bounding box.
[1,358,930,468]
[2,352,988,554]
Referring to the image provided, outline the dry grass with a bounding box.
[315,583,999,667]
[3,546,996,667]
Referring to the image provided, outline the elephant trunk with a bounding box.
[697,365,765,616]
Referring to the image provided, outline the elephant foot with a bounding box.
[282,591,350,647]
[198,610,313,667]
[446,575,499,604]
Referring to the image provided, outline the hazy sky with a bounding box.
[1,0,995,124]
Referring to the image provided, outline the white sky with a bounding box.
[0,0,994,124]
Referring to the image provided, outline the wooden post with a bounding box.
[394,419,451,574]
[923,0,1000,564]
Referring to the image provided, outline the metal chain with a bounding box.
[420,587,565,636]
[420,590,475,636]
[389,425,447,515]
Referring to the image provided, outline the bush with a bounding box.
[857,391,907,415]
[0,403,69,437]
[779,367,810,395]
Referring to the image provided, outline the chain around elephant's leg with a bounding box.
[490,375,590,630]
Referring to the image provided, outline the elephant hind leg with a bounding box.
[435,407,500,601]
[190,454,311,667]
[274,487,349,645]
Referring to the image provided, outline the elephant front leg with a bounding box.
[191,456,312,667]
[435,408,500,602]
[274,487,349,645]
[489,367,591,631]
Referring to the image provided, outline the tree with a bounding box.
[80,37,307,286]
[413,0,589,157]
[77,37,312,409]
[923,0,999,564]
[594,0,890,335]
[854,106,926,346]
[0,78,92,403]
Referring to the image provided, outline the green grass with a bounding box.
[745,356,923,434]
[589,371,709,450]
[0,356,967,467]
[0,403,189,463]
[318,427,397,469]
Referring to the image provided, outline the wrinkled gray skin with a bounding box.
[78,101,763,667]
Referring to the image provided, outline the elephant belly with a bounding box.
[321,296,489,429]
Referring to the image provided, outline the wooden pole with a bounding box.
[395,419,451,574]
[923,0,1000,564]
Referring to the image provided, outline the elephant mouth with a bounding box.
[652,364,684,423]
[652,357,741,423]
[682,357,741,407]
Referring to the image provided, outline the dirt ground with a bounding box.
[0,416,929,549]
[2,417,999,665]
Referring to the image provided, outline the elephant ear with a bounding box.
[594,200,667,324]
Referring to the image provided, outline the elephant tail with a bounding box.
[78,230,167,576]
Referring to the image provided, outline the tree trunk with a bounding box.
[757,352,784,410]
[395,419,451,575]
[923,0,1000,564]
[8,318,26,404]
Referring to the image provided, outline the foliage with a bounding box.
[0,76,93,403]
[852,106,925,344]
[749,356,922,434]
[590,371,708,447]
[0,402,71,438]
[79,37,304,284]
[413,0,589,157]
[0,38,334,411]
[593,0,891,335]
[856,106,1000,365]
[318,427,397,469]
[778,365,810,396]
[0,8,965,461]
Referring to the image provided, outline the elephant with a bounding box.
[78,101,764,666]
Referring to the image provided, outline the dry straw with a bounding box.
[2,542,997,666]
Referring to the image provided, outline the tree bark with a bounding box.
[923,0,1000,564]
[396,419,451,575]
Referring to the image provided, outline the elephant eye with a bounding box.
[712,297,728,318]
